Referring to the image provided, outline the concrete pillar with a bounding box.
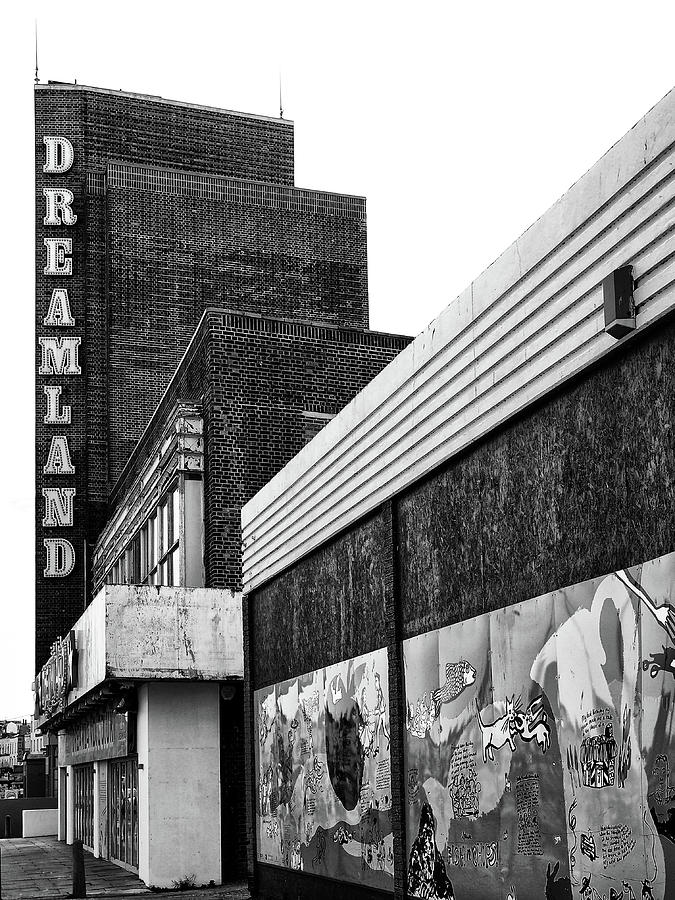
[137,684,150,885]
[58,766,68,841]
[66,764,74,845]
[92,763,100,858]
[143,682,221,887]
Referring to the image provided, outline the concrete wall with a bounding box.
[60,586,242,707]
[22,808,58,837]
[138,682,221,888]
[0,798,58,839]
[104,586,242,681]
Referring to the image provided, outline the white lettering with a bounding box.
[38,337,81,375]
[43,538,76,577]
[43,188,77,226]
[43,238,73,276]
[43,136,74,174]
[43,385,72,424]
[43,436,75,475]
[44,289,75,327]
[42,487,76,527]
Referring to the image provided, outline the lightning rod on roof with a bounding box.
[279,72,283,119]
[34,20,39,84]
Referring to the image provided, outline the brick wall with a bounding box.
[108,309,411,591]
[34,83,378,668]
[100,309,409,880]
[38,84,294,183]
[103,172,369,480]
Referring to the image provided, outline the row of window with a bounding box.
[106,487,180,587]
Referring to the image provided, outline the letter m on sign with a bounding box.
[39,337,81,375]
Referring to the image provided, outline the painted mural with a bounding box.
[255,647,393,889]
[404,552,675,900]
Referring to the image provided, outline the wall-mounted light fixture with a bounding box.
[603,265,635,339]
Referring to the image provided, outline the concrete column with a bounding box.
[66,764,74,845]
[58,766,68,841]
[137,684,150,886]
[92,763,100,858]
[144,682,221,888]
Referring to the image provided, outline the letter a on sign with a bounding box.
[44,435,75,475]
[44,289,75,327]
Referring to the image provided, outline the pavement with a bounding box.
[0,838,250,900]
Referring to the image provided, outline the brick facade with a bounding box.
[102,310,411,593]
[35,83,391,669]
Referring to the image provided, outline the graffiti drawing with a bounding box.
[545,861,571,900]
[254,647,393,889]
[642,646,675,679]
[407,803,455,899]
[373,672,390,751]
[651,755,675,805]
[615,569,675,642]
[448,770,481,819]
[513,695,552,753]
[476,696,518,762]
[333,825,352,845]
[580,725,618,788]
[567,746,582,791]
[403,552,675,900]
[580,832,597,861]
[303,756,325,798]
[431,660,477,717]
[617,706,632,789]
[406,693,436,739]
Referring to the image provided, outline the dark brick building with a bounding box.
[35,82,411,885]
[35,82,405,670]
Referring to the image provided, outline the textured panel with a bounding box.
[242,87,675,592]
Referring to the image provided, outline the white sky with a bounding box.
[1,1,673,717]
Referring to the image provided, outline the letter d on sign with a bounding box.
[44,538,76,577]
[43,136,74,174]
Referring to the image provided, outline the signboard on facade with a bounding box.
[64,706,130,765]
[36,631,77,719]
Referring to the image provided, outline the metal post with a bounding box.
[72,839,86,898]
[0,838,3,900]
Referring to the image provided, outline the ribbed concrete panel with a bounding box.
[242,88,675,592]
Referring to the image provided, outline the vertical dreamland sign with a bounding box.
[35,630,78,720]
[39,134,79,579]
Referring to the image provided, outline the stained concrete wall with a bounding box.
[22,808,58,837]
[138,682,221,888]
[62,586,242,708]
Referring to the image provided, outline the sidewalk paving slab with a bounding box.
[0,838,250,900]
